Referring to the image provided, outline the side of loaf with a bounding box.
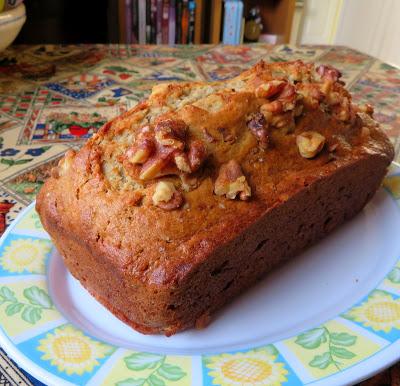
[36,60,394,335]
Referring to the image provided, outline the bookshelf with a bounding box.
[118,0,295,45]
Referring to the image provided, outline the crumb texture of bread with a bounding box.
[36,60,394,336]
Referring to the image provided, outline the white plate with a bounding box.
[0,164,399,386]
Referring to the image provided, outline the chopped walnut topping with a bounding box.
[188,140,207,171]
[126,119,208,180]
[325,90,341,106]
[261,100,283,114]
[357,104,374,116]
[154,119,186,149]
[140,146,175,180]
[246,112,269,149]
[180,174,199,192]
[296,83,325,109]
[126,138,155,164]
[255,80,285,99]
[214,160,251,200]
[152,181,183,210]
[296,131,326,158]
[270,112,295,134]
[316,64,342,82]
[277,83,296,111]
[331,97,354,122]
[153,181,175,203]
[174,153,191,173]
[257,80,298,134]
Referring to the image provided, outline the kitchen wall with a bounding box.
[296,0,400,67]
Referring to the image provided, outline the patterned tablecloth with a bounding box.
[0,44,399,385]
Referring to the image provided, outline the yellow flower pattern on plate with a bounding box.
[384,175,400,199]
[38,325,114,375]
[346,291,400,332]
[206,349,288,386]
[1,238,51,274]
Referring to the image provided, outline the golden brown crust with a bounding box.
[36,60,394,335]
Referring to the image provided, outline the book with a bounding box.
[194,0,203,44]
[210,0,222,44]
[118,0,127,43]
[125,0,133,43]
[240,16,245,44]
[175,0,183,44]
[222,0,243,45]
[146,0,151,43]
[138,0,147,44]
[188,1,195,44]
[131,0,138,43]
[156,0,163,44]
[150,0,157,43]
[181,0,189,44]
[162,0,170,44]
[108,0,120,42]
[168,0,176,45]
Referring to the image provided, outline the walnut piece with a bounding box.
[188,140,207,172]
[316,64,342,82]
[357,103,374,116]
[154,119,186,150]
[126,138,155,164]
[261,100,283,114]
[255,80,285,99]
[214,160,251,200]
[258,81,297,134]
[126,119,208,181]
[246,112,269,149]
[296,131,326,158]
[152,181,183,210]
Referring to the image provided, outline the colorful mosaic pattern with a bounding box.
[0,44,399,385]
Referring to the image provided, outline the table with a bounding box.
[0,44,399,386]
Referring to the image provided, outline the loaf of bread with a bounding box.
[37,60,394,336]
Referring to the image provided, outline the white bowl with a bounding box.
[0,3,26,52]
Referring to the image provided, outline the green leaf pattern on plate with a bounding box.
[24,286,53,308]
[115,353,186,386]
[31,211,43,230]
[295,327,357,370]
[388,267,400,283]
[116,379,146,386]
[0,286,54,324]
[295,327,327,349]
[309,352,331,369]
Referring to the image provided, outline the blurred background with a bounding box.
[10,0,400,67]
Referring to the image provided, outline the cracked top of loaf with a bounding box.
[37,60,394,285]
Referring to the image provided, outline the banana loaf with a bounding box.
[36,60,394,336]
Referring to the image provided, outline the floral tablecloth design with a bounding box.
[0,44,399,386]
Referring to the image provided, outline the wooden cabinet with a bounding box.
[247,0,295,43]
[210,0,295,44]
